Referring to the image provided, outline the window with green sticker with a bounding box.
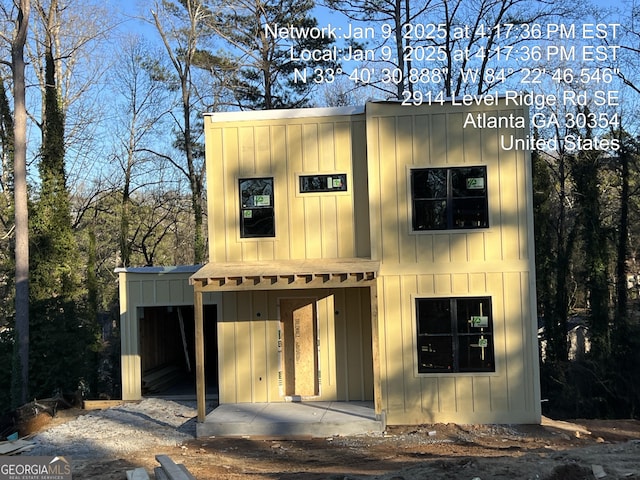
[411,166,488,230]
[416,297,494,373]
[239,177,275,238]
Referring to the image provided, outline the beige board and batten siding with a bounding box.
[365,101,541,424]
[204,107,370,263]
[117,267,219,400]
[216,288,373,404]
[202,108,375,404]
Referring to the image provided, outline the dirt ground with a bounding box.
[20,408,640,480]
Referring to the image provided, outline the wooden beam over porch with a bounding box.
[190,258,379,292]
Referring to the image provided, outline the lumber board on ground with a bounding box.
[126,467,150,480]
[155,455,195,480]
[82,400,139,410]
[154,467,169,480]
[0,439,35,455]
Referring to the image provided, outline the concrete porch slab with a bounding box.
[196,401,384,438]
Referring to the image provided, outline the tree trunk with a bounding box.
[12,0,31,407]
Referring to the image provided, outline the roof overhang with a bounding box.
[190,258,379,292]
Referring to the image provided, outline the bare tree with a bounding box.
[0,0,30,406]
[107,36,172,267]
[150,0,212,264]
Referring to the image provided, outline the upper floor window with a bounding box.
[239,177,275,238]
[411,166,488,231]
[416,297,495,374]
[299,174,348,193]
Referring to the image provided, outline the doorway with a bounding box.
[139,304,217,396]
[280,298,318,397]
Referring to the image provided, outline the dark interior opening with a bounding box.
[139,305,217,397]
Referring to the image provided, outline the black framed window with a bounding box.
[299,174,347,193]
[239,177,275,238]
[411,166,488,230]
[416,297,495,373]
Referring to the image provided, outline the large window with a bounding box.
[411,166,488,230]
[239,178,275,238]
[416,297,495,373]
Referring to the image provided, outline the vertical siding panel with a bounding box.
[235,292,253,402]
[450,233,467,263]
[360,288,374,401]
[337,193,355,257]
[156,280,170,303]
[517,147,529,261]
[379,116,400,265]
[318,122,335,170]
[397,116,416,265]
[463,111,482,164]
[504,272,526,410]
[223,128,242,261]
[366,118,382,261]
[433,235,451,263]
[238,126,256,174]
[219,293,238,403]
[304,197,322,258]
[346,288,364,400]
[252,291,269,402]
[401,276,420,413]
[353,120,371,258]
[416,235,435,264]
[456,377,474,413]
[267,293,280,401]
[483,128,501,262]
[499,135,519,261]
[430,114,447,163]
[434,274,452,295]
[473,377,492,412]
[467,232,485,262]
[418,274,435,295]
[420,377,440,417]
[321,196,338,258]
[287,124,305,259]
[439,377,456,412]
[334,289,347,399]
[413,115,430,166]
[487,273,508,412]
[142,281,155,304]
[208,126,226,262]
[446,113,464,164]
[452,274,469,294]
[272,125,290,260]
[383,276,405,410]
[255,125,271,171]
[302,123,319,171]
[469,273,487,292]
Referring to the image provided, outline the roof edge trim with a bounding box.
[204,105,365,122]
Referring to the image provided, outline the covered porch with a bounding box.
[189,258,382,434]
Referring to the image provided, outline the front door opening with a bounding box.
[280,298,318,397]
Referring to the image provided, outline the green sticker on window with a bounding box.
[467,177,485,189]
[470,316,488,327]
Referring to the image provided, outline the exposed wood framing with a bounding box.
[190,259,379,293]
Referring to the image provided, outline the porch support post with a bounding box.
[370,281,383,417]
[194,282,206,422]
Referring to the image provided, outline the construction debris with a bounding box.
[126,455,196,480]
[0,438,36,455]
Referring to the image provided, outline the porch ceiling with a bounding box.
[190,258,379,292]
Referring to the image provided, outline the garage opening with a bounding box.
[139,305,217,397]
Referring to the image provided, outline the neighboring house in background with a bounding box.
[119,100,541,431]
